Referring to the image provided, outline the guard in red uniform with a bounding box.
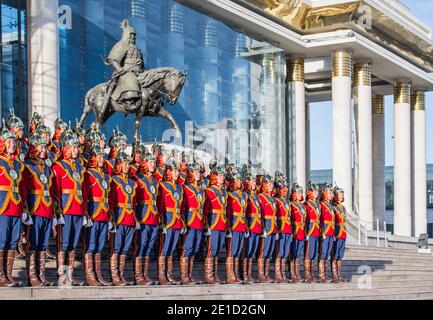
[332,186,347,283]
[35,124,57,261]
[225,172,248,284]
[74,125,88,165]
[289,183,306,283]
[108,151,138,286]
[257,175,277,283]
[180,162,205,285]
[131,152,159,286]
[52,128,86,286]
[106,133,123,176]
[51,118,68,158]
[130,139,146,176]
[7,110,28,162]
[152,143,167,182]
[318,183,334,283]
[274,178,292,283]
[242,171,262,284]
[29,112,44,136]
[22,134,55,287]
[82,146,112,286]
[304,182,321,283]
[203,164,227,285]
[0,125,25,287]
[156,158,185,285]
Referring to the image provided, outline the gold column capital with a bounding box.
[394,81,411,104]
[286,56,305,82]
[332,49,352,78]
[411,90,426,111]
[372,94,384,115]
[353,62,371,87]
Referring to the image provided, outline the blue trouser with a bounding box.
[182,227,203,257]
[58,215,83,252]
[291,238,305,260]
[305,236,320,260]
[207,230,225,258]
[0,215,21,250]
[244,233,260,258]
[259,234,275,259]
[27,216,53,251]
[226,231,245,258]
[160,228,180,257]
[84,221,108,254]
[332,238,346,260]
[112,224,135,255]
[135,224,158,257]
[320,236,334,260]
[276,233,292,259]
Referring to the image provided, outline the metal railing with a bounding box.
[348,212,388,247]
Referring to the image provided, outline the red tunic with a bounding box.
[333,203,347,240]
[245,191,262,234]
[204,185,228,232]
[181,182,205,230]
[290,200,306,240]
[257,192,277,235]
[304,199,321,237]
[84,168,111,222]
[320,200,335,237]
[22,159,54,219]
[275,196,292,234]
[129,163,139,176]
[226,190,248,233]
[177,171,187,185]
[132,172,159,226]
[155,166,165,182]
[109,174,137,227]
[52,158,86,216]
[157,179,184,230]
[0,155,24,217]
[105,159,116,176]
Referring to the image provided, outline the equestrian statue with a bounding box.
[78,19,186,140]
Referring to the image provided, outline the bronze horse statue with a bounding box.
[77,67,186,140]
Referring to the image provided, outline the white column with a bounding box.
[305,102,311,182]
[332,49,353,213]
[286,56,306,189]
[353,63,373,229]
[411,90,427,237]
[27,0,60,131]
[372,95,386,227]
[393,81,412,236]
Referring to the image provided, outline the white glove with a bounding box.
[85,218,93,228]
[82,216,88,226]
[225,231,232,238]
[108,222,116,233]
[275,233,279,241]
[245,231,250,239]
[261,231,267,238]
[161,227,167,235]
[333,236,336,241]
[135,222,141,230]
[21,213,33,226]
[180,227,187,235]
[204,228,211,237]
[305,235,310,240]
[322,235,327,240]
[57,214,65,225]
[52,217,58,227]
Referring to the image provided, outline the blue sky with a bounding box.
[310,0,433,170]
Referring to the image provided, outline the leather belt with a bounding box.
[115,204,132,210]
[29,190,50,197]
[212,209,226,215]
[90,196,109,204]
[165,208,180,214]
[0,186,19,193]
[138,200,156,206]
[62,189,82,196]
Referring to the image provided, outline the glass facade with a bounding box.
[0,0,27,127]
[58,0,287,171]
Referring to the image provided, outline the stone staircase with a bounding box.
[3,244,433,299]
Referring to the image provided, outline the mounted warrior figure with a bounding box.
[78,19,186,141]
